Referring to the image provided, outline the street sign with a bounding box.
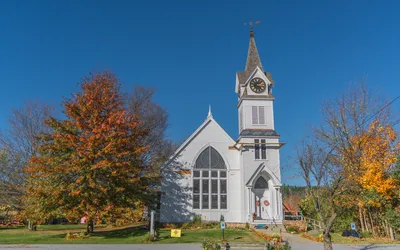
[171,229,181,237]
[351,222,356,230]
[221,221,226,229]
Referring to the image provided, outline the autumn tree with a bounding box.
[298,82,399,248]
[348,120,400,239]
[25,71,149,233]
[0,101,52,210]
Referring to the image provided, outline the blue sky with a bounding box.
[1,0,400,185]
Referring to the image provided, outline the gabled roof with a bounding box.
[246,163,282,187]
[240,129,279,137]
[162,112,235,170]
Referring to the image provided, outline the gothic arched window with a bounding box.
[254,176,268,189]
[193,146,227,210]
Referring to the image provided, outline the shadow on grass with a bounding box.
[91,226,148,239]
[0,227,24,231]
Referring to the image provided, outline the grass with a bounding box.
[0,224,264,244]
[330,233,400,244]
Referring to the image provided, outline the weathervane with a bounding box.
[244,18,260,37]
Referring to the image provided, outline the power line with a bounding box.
[325,94,400,153]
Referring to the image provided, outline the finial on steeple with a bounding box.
[207,105,212,118]
[244,19,260,38]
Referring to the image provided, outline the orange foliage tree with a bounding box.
[350,120,399,201]
[24,72,149,232]
[346,120,400,239]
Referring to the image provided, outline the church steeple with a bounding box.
[245,30,263,73]
[236,27,274,95]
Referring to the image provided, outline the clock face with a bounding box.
[250,77,266,93]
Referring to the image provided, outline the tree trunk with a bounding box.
[363,210,369,232]
[86,220,94,234]
[389,226,395,241]
[359,207,365,232]
[383,220,389,237]
[368,211,376,236]
[28,220,37,231]
[323,231,333,250]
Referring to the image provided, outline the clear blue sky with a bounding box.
[1,0,400,185]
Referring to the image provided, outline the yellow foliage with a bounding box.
[349,120,400,201]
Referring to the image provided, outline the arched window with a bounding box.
[193,146,227,210]
[254,176,268,189]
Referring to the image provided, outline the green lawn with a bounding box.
[331,233,400,244]
[302,232,400,244]
[0,224,264,244]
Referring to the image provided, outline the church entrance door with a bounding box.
[252,176,269,220]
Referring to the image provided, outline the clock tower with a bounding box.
[235,29,283,223]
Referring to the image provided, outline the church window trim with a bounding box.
[252,106,266,125]
[192,146,228,211]
[239,106,243,131]
[254,139,267,160]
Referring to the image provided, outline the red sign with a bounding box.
[264,200,270,206]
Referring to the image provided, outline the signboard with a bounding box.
[171,229,181,238]
[351,222,356,231]
[220,222,226,229]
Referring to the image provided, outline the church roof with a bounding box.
[236,30,274,87]
[245,30,263,73]
[240,129,279,137]
[161,111,235,170]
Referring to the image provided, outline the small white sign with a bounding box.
[221,222,226,229]
[351,222,356,230]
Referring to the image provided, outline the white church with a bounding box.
[160,29,284,224]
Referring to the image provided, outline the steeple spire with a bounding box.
[245,29,263,72]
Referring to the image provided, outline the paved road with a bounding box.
[0,243,399,250]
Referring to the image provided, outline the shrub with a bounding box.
[279,242,292,250]
[245,222,250,230]
[360,231,373,238]
[265,241,291,250]
[272,233,281,241]
[193,214,202,224]
[181,222,191,229]
[202,239,221,250]
[317,233,324,242]
[65,231,89,240]
[165,223,178,229]
[286,226,298,234]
